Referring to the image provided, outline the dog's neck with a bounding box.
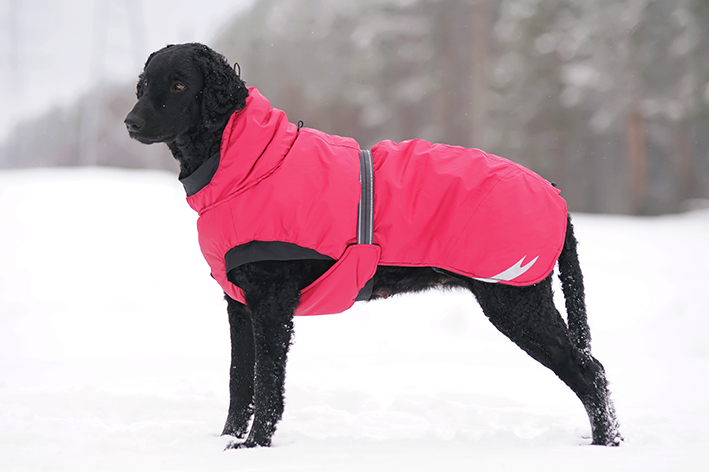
[167,124,226,180]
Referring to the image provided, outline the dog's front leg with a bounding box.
[222,295,255,438]
[226,277,300,449]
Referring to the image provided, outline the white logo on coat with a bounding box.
[474,256,539,283]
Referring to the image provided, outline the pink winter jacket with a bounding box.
[182,88,568,316]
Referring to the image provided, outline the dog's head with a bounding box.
[124,43,248,144]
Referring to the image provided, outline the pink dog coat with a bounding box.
[182,88,568,315]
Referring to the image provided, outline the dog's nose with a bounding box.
[124,113,144,133]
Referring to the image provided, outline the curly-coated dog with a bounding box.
[125,43,621,448]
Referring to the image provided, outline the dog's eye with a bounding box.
[173,82,186,92]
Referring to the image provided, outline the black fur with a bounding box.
[125,43,621,448]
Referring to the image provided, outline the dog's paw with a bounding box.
[606,431,624,447]
[221,408,254,439]
[221,423,250,439]
[224,439,267,450]
[224,431,272,450]
[591,428,623,447]
[224,440,253,450]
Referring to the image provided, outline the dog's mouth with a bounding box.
[125,110,177,144]
[128,133,156,144]
[127,129,174,145]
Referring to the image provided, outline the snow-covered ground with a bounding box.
[0,168,707,471]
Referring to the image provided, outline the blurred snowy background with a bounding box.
[0,0,253,138]
[0,0,254,173]
[1,0,709,214]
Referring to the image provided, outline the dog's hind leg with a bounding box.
[222,295,255,439]
[467,278,621,446]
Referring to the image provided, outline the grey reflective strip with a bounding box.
[358,149,374,245]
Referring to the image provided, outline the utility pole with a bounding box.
[7,0,21,95]
[1,0,22,144]
[79,0,146,166]
[78,0,107,166]
[126,0,147,73]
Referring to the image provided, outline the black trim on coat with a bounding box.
[356,278,374,301]
[225,241,334,271]
[179,152,220,196]
[224,241,375,303]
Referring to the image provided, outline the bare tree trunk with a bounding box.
[674,122,693,204]
[436,6,457,146]
[470,0,489,148]
[627,93,648,214]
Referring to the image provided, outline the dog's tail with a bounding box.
[557,214,592,354]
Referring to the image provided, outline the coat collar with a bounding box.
[183,87,298,214]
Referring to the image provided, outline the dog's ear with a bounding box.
[194,45,249,130]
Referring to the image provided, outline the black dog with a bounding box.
[125,43,621,448]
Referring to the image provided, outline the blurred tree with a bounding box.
[489,0,709,214]
[1,0,708,215]
[0,84,176,172]
[216,0,491,148]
